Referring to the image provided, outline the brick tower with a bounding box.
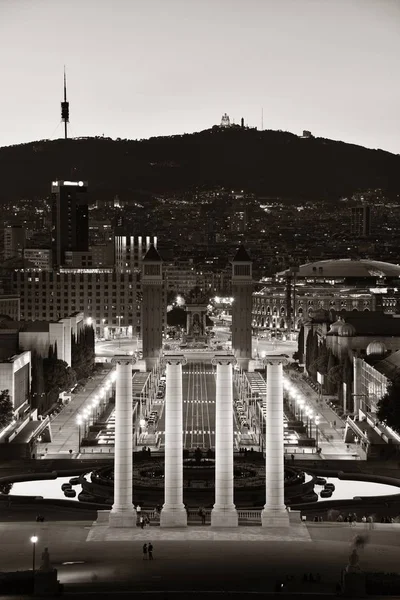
[231,244,253,370]
[141,244,163,370]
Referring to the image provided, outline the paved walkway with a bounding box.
[36,366,113,459]
[287,373,360,460]
[88,523,312,542]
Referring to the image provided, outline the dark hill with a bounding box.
[0,128,399,203]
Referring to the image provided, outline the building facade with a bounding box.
[11,268,139,339]
[0,295,20,321]
[253,259,400,335]
[51,180,89,267]
[4,226,26,260]
[24,248,52,270]
[0,351,31,414]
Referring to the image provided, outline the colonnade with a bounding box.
[108,353,289,528]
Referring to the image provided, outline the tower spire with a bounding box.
[61,66,70,140]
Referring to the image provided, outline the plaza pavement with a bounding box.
[1,520,400,595]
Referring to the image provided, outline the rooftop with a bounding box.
[277,259,400,278]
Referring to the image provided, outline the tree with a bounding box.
[167,307,186,328]
[307,332,319,379]
[342,355,353,411]
[0,390,13,429]
[326,350,337,394]
[43,359,76,396]
[31,350,45,410]
[297,325,304,363]
[377,377,400,434]
[72,325,95,380]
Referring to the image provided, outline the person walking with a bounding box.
[136,504,142,526]
[140,515,145,529]
[142,543,148,560]
[148,542,153,560]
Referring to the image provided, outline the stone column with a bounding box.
[261,354,289,527]
[160,355,187,527]
[109,356,136,528]
[211,354,238,527]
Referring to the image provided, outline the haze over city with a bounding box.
[1,0,400,153]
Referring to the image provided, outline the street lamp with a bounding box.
[315,415,320,450]
[30,535,38,574]
[307,408,314,438]
[298,398,305,423]
[117,315,123,346]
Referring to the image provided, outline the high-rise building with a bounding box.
[114,233,157,272]
[51,180,89,267]
[4,226,26,260]
[351,205,371,237]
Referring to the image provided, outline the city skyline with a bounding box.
[0,0,399,154]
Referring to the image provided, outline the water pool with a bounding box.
[8,473,400,505]
[314,477,400,502]
[10,475,89,502]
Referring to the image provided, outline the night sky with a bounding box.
[1,0,399,153]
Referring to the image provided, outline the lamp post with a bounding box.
[92,398,99,423]
[307,409,313,438]
[117,315,123,346]
[30,535,38,574]
[315,415,320,450]
[298,399,304,423]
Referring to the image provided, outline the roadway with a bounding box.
[157,360,239,450]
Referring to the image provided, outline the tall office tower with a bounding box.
[231,245,253,370]
[141,244,163,370]
[351,205,371,237]
[51,180,89,267]
[114,233,157,272]
[4,226,26,260]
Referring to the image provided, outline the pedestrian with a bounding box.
[140,515,145,529]
[142,543,148,560]
[148,542,153,560]
[136,503,142,525]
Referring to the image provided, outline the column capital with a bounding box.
[163,353,187,366]
[111,355,136,366]
[262,353,289,367]
[212,353,236,366]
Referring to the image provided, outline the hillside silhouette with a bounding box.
[0,127,399,203]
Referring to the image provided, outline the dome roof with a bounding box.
[366,341,387,356]
[328,319,343,334]
[277,259,400,278]
[339,322,356,337]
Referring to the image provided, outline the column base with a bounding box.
[109,508,136,528]
[211,507,238,527]
[261,508,290,528]
[160,506,187,528]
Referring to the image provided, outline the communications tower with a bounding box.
[61,67,69,140]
